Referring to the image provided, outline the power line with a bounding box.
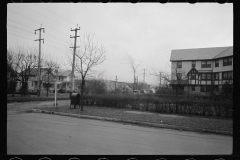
[8,25,68,49]
[8,18,70,46]
[22,5,72,35]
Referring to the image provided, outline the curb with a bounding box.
[32,109,232,136]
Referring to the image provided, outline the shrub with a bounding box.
[81,94,232,118]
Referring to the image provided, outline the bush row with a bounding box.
[7,97,69,103]
[82,94,232,118]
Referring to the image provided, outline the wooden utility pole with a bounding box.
[143,68,147,83]
[70,24,80,92]
[115,75,118,91]
[34,24,45,97]
[159,72,162,87]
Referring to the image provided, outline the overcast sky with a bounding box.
[7,3,233,86]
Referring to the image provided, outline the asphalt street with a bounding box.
[7,111,232,155]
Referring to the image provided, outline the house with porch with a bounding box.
[170,46,233,95]
[16,68,76,93]
[16,68,56,93]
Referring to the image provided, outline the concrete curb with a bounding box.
[32,109,232,136]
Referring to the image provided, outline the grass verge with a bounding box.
[34,104,232,135]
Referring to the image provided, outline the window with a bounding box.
[201,73,212,80]
[192,61,196,68]
[190,73,196,80]
[192,86,195,91]
[201,73,206,80]
[222,71,233,80]
[207,73,211,80]
[206,86,211,92]
[223,57,232,66]
[214,73,219,80]
[177,61,182,68]
[200,86,205,92]
[177,73,182,80]
[201,61,211,68]
[215,60,219,67]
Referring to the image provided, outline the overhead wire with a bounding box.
[8,6,159,83]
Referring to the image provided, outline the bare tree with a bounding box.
[7,46,39,97]
[170,62,188,96]
[18,46,39,97]
[67,32,106,110]
[125,55,141,91]
[7,48,21,97]
[42,57,60,97]
[149,66,170,88]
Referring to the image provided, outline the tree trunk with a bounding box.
[80,79,85,111]
[12,77,16,97]
[46,72,49,97]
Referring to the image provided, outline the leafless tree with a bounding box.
[18,46,39,97]
[43,57,60,97]
[7,46,39,97]
[125,55,141,91]
[67,32,106,110]
[7,48,22,97]
[171,62,188,96]
[149,66,170,88]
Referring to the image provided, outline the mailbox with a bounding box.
[70,93,80,109]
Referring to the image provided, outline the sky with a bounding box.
[7,3,233,86]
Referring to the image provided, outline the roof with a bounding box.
[170,46,232,61]
[19,68,49,76]
[170,80,188,85]
[213,46,233,59]
[57,70,72,77]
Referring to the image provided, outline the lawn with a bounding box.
[35,104,233,135]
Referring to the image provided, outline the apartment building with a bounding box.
[170,46,233,95]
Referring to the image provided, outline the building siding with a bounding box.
[170,47,233,96]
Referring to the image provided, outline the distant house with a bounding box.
[16,68,77,93]
[16,68,56,93]
[104,80,133,93]
[170,46,233,95]
[55,70,75,92]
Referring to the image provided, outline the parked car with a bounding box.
[133,90,141,94]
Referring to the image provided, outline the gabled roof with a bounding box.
[57,70,73,77]
[170,46,232,61]
[213,46,233,59]
[187,67,199,75]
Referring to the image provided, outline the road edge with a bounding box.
[32,109,232,136]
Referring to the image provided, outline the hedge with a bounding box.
[82,94,232,118]
[7,94,232,118]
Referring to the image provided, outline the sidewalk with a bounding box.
[33,103,233,136]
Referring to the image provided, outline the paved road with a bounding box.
[7,111,232,155]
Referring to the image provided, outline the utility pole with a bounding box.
[159,72,162,87]
[114,75,118,91]
[142,68,147,83]
[70,24,80,93]
[34,24,45,97]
